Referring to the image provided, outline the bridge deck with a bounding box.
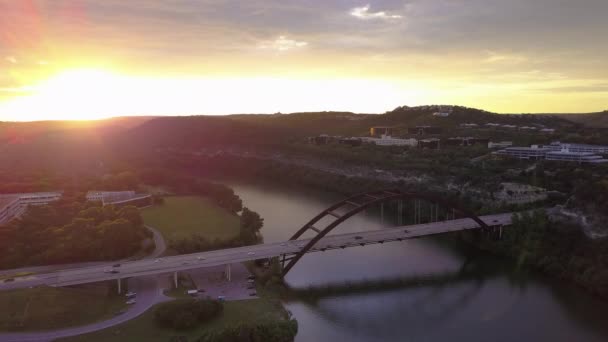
[0,213,513,290]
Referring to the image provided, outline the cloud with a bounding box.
[260,36,308,51]
[483,50,527,64]
[5,56,17,64]
[350,5,402,20]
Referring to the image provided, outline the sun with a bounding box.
[0,68,133,121]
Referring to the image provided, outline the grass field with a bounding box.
[141,196,240,242]
[61,298,288,342]
[0,286,125,332]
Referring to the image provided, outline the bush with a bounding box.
[195,320,298,342]
[154,299,223,330]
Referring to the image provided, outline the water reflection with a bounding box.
[228,180,608,342]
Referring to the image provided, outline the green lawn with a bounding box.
[141,196,240,242]
[0,286,126,332]
[60,298,288,342]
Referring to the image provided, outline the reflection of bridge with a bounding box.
[0,190,515,291]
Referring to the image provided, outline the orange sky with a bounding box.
[1,0,607,121]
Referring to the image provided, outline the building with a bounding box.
[494,146,549,160]
[308,134,338,145]
[545,150,608,163]
[339,137,363,147]
[361,135,418,147]
[86,191,152,207]
[408,126,443,135]
[459,123,479,128]
[370,127,394,137]
[418,138,441,149]
[445,137,489,147]
[0,192,63,225]
[494,145,608,163]
[543,142,608,155]
[540,128,556,134]
[432,112,450,117]
[488,141,514,149]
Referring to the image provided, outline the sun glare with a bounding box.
[0,69,415,121]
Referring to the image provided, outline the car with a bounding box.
[217,296,226,302]
[198,289,206,293]
[113,263,121,267]
[354,236,363,240]
[247,275,256,280]
[103,268,113,273]
[126,299,137,305]
[4,278,14,282]
[403,229,410,234]
[197,256,205,260]
[280,243,286,246]
[125,292,136,297]
[247,252,256,256]
[154,258,162,263]
[182,262,189,266]
[110,270,120,274]
[247,285,255,290]
[247,279,255,283]
[493,219,499,223]
[249,292,257,296]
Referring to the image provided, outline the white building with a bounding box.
[361,135,418,147]
[494,146,549,160]
[0,192,63,225]
[488,141,513,149]
[494,145,608,163]
[545,149,608,163]
[543,142,608,155]
[432,112,451,117]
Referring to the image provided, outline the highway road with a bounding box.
[0,213,513,291]
[0,225,166,278]
[0,276,169,342]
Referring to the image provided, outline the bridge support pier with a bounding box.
[174,272,178,289]
[225,264,231,282]
[117,278,121,294]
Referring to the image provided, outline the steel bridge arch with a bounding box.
[281,189,490,276]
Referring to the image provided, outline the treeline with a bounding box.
[469,211,608,298]
[154,299,223,330]
[195,320,298,342]
[169,207,264,254]
[139,168,243,214]
[0,195,150,269]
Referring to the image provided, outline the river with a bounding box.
[229,181,608,342]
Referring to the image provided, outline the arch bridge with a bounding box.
[280,189,495,276]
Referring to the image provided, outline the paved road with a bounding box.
[0,225,166,278]
[0,276,169,342]
[0,226,168,342]
[0,213,513,290]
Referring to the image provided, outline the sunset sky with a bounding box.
[1,0,607,121]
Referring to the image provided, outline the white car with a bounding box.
[197,256,205,260]
[125,292,136,298]
[154,258,162,263]
[126,299,137,305]
[247,252,256,256]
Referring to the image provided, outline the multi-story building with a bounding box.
[545,150,608,163]
[494,146,549,160]
[418,138,441,149]
[0,192,63,225]
[488,141,514,149]
[543,142,608,155]
[494,146,608,163]
[370,127,394,137]
[361,135,418,147]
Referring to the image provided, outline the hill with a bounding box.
[554,111,608,128]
